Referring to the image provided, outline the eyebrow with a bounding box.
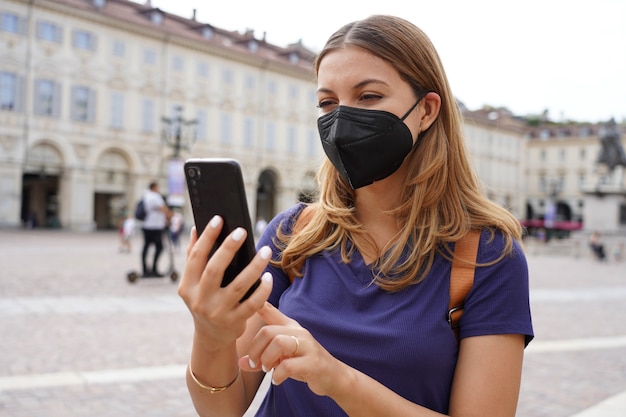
[316,78,390,94]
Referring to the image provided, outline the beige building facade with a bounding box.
[2,0,623,235]
[461,106,528,220]
[524,122,626,234]
[0,0,322,230]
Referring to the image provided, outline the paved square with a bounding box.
[0,230,624,416]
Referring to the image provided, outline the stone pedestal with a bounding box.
[582,186,626,233]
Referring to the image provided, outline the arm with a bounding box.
[448,334,525,417]
[158,202,174,221]
[186,315,268,417]
[336,334,525,417]
[154,196,173,220]
[178,217,274,417]
[241,305,525,417]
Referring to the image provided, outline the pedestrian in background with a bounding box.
[178,15,533,417]
[612,241,624,262]
[588,231,606,261]
[119,213,135,253]
[141,181,172,277]
[169,208,184,253]
[254,216,268,238]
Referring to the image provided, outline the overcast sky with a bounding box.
[143,0,625,124]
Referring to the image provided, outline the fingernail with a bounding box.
[271,376,278,385]
[232,228,245,241]
[248,358,256,368]
[259,246,271,260]
[262,272,272,283]
[209,216,222,228]
[262,364,269,373]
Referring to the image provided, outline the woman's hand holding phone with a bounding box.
[184,158,259,298]
[178,214,273,351]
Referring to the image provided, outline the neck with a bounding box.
[353,174,405,263]
[354,167,406,214]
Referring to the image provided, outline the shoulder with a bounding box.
[472,228,529,302]
[475,228,524,263]
[462,229,533,345]
[459,228,529,302]
[145,190,164,204]
[450,228,523,267]
[269,203,308,233]
[256,203,308,248]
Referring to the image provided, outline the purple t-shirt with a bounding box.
[254,204,533,417]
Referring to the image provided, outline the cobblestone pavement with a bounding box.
[0,230,624,417]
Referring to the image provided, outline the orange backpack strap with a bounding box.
[448,230,481,342]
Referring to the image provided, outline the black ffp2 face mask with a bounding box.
[317,100,421,189]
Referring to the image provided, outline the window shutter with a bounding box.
[54,24,62,43]
[88,89,96,123]
[111,92,123,128]
[17,16,27,35]
[33,79,42,115]
[52,82,61,118]
[14,75,24,112]
[142,98,154,132]
[70,86,78,120]
[89,34,97,51]
[36,21,43,39]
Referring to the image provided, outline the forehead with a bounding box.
[317,46,402,89]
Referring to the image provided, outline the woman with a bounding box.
[178,15,533,417]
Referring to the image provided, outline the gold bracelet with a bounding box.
[188,361,240,394]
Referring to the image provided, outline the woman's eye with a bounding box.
[316,100,335,109]
[359,94,382,102]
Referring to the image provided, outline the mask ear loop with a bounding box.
[414,91,436,141]
[405,92,430,145]
[400,90,431,121]
[399,97,422,122]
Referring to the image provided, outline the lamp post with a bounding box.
[161,105,198,159]
[161,106,197,207]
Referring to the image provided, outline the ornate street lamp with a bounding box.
[161,105,198,159]
[161,105,197,207]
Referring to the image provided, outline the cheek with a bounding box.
[405,112,424,143]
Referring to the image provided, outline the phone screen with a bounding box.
[184,158,258,300]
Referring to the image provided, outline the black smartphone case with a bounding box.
[184,158,258,300]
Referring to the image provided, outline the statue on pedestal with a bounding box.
[596,118,626,186]
[584,119,626,233]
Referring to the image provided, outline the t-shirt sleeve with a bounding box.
[459,231,534,346]
[145,192,164,211]
[255,203,307,307]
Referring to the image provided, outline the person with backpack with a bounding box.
[178,15,533,417]
[139,181,172,277]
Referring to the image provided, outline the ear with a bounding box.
[418,92,441,132]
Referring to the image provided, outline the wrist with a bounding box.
[193,327,237,354]
[315,359,356,398]
[335,362,358,396]
[188,361,240,393]
[189,337,240,388]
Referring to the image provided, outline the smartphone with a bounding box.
[184,158,259,301]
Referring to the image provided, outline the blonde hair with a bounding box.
[276,15,522,291]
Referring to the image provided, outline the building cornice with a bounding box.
[28,0,315,80]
